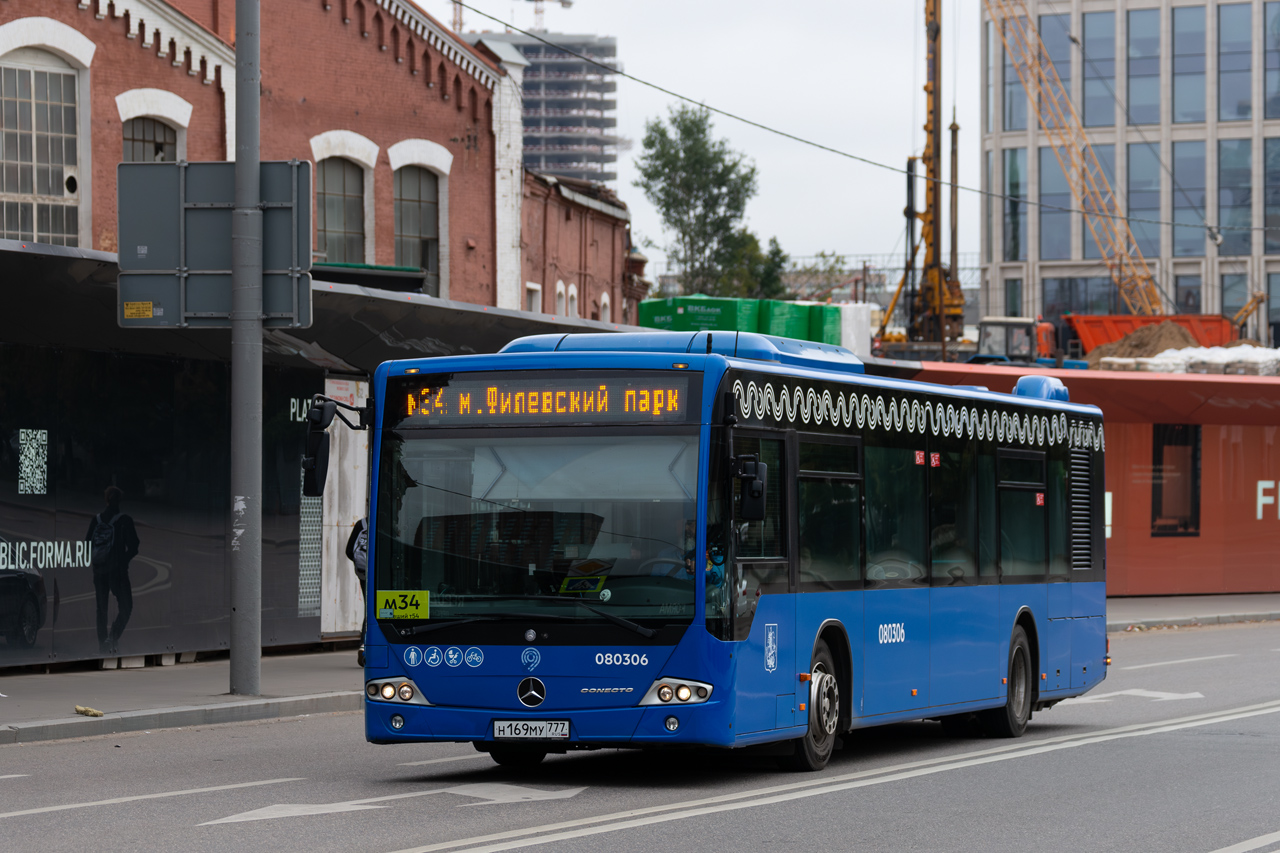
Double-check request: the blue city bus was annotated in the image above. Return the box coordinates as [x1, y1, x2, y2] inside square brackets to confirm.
[314, 331, 1107, 771]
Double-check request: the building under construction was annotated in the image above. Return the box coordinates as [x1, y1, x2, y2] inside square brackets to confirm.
[477, 32, 620, 182]
[981, 1, 1280, 348]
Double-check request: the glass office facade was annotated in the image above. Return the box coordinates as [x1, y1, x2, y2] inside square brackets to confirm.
[1040, 148, 1071, 260]
[1173, 7, 1206, 123]
[1219, 4, 1253, 121]
[1083, 12, 1116, 128]
[1128, 10, 1160, 125]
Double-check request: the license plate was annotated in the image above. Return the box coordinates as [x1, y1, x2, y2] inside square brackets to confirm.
[493, 720, 570, 740]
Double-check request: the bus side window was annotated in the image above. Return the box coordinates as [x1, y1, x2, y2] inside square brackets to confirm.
[929, 444, 978, 585]
[978, 451, 998, 579]
[997, 449, 1047, 581]
[1048, 453, 1069, 580]
[864, 439, 928, 585]
[798, 437, 861, 590]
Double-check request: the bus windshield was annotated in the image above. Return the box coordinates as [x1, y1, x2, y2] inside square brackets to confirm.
[375, 432, 700, 627]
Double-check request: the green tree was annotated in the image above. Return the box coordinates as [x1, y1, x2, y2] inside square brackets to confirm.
[715, 231, 790, 299]
[634, 105, 758, 295]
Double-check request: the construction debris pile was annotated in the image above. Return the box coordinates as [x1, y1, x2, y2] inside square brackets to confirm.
[1100, 340, 1279, 375]
[1084, 322, 1199, 368]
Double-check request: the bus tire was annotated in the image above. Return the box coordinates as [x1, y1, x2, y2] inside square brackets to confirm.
[981, 625, 1032, 738]
[779, 639, 839, 772]
[489, 749, 547, 767]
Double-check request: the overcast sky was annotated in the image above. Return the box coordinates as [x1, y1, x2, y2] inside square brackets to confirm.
[415, 0, 983, 271]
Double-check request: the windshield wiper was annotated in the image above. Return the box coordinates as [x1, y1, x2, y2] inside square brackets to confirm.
[472, 595, 657, 639]
[398, 611, 577, 637]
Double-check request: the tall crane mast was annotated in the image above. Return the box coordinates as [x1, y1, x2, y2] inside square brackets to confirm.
[985, 0, 1164, 315]
[915, 0, 968, 344]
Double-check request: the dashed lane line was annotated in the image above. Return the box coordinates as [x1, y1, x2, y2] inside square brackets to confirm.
[0, 775, 29, 780]
[398, 756, 489, 767]
[0, 778, 304, 820]
[1121, 654, 1239, 670]
[383, 699, 1280, 853]
[1207, 828, 1280, 853]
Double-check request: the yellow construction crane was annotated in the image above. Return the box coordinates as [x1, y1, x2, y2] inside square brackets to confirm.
[1232, 291, 1267, 330]
[985, 0, 1164, 315]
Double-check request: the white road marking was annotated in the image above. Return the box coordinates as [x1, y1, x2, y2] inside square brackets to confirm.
[0, 775, 29, 780]
[1121, 654, 1239, 670]
[398, 756, 488, 767]
[382, 699, 1280, 853]
[201, 783, 586, 825]
[1207, 828, 1280, 853]
[0, 778, 303, 820]
[1060, 688, 1204, 704]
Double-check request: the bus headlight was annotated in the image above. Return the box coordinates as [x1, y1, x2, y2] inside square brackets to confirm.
[366, 678, 431, 706]
[639, 677, 713, 706]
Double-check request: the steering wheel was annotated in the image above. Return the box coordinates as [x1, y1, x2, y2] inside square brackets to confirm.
[636, 557, 689, 578]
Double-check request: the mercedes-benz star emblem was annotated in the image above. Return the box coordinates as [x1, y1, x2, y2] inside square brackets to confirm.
[517, 677, 546, 708]
[524, 629, 537, 642]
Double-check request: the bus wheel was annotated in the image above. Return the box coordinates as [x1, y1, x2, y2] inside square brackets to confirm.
[981, 626, 1031, 738]
[489, 749, 547, 767]
[779, 639, 839, 772]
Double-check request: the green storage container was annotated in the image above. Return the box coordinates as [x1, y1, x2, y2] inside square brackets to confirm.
[758, 299, 810, 340]
[673, 295, 760, 333]
[638, 298, 679, 330]
[809, 304, 842, 345]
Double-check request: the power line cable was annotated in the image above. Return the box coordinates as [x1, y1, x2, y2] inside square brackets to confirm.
[456, 1, 1267, 233]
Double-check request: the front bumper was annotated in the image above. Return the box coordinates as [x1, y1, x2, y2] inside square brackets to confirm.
[364, 697, 731, 747]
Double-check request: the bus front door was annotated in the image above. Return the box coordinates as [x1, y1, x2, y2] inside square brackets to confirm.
[731, 559, 795, 734]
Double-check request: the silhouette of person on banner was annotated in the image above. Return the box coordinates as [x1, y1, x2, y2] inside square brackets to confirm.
[84, 487, 140, 654]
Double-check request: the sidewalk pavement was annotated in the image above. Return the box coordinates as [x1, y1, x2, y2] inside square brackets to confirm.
[3, 595, 1279, 745]
[1106, 593, 1280, 632]
[0, 650, 363, 745]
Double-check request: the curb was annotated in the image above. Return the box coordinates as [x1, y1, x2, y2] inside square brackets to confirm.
[1106, 611, 1280, 633]
[0, 691, 362, 745]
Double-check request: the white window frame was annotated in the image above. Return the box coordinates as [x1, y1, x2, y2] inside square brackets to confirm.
[115, 88, 192, 160]
[310, 130, 379, 265]
[555, 281, 566, 316]
[0, 18, 95, 247]
[388, 139, 453, 298]
[599, 291, 611, 323]
[567, 283, 579, 318]
[525, 281, 543, 313]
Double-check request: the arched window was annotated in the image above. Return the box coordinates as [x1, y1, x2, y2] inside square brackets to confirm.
[555, 281, 566, 316]
[567, 283, 579, 318]
[316, 157, 364, 263]
[122, 117, 177, 162]
[599, 292, 611, 323]
[453, 75, 462, 109]
[0, 48, 81, 245]
[394, 165, 440, 294]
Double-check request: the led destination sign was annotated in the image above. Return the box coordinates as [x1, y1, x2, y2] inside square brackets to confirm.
[388, 372, 694, 427]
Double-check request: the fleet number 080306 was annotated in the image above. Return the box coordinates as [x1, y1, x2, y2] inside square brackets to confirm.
[595, 653, 649, 665]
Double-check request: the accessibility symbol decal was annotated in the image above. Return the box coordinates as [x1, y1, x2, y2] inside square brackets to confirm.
[521, 648, 542, 672]
[445, 647, 463, 667]
[424, 647, 443, 667]
[404, 646, 423, 667]
[465, 647, 484, 668]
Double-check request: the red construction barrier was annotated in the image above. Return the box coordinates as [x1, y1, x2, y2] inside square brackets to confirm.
[1064, 314, 1239, 353]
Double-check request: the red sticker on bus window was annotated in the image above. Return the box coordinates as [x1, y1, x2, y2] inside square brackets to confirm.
[930, 452, 940, 468]
[1036, 492, 1045, 506]
[915, 451, 926, 465]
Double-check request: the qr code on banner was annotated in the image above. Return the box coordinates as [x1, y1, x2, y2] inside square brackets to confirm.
[18, 429, 48, 495]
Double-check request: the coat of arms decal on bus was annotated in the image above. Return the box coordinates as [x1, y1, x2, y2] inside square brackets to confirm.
[764, 624, 779, 673]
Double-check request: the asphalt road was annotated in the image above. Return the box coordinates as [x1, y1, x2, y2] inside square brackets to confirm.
[4, 622, 1280, 853]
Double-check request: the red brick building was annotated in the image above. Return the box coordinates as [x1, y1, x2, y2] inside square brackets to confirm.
[521, 170, 649, 325]
[0, 0, 527, 306]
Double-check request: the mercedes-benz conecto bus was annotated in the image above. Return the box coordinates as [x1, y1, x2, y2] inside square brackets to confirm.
[304, 331, 1107, 771]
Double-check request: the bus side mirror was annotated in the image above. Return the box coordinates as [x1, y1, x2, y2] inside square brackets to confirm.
[733, 455, 768, 522]
[301, 400, 336, 497]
